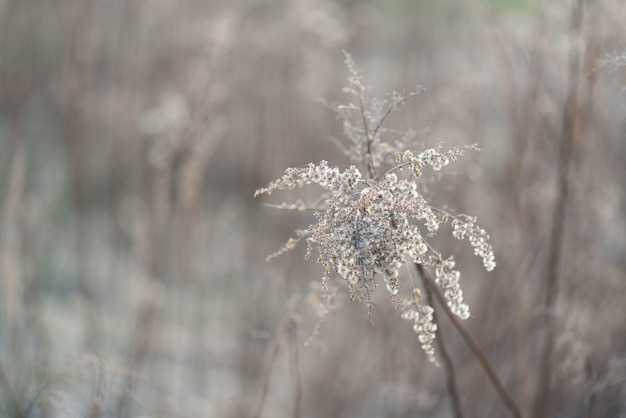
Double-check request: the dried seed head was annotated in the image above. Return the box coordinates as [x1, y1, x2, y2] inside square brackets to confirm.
[255, 56, 495, 363]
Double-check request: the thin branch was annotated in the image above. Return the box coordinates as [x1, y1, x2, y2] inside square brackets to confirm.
[533, 1, 584, 416]
[289, 320, 302, 418]
[421, 274, 464, 418]
[358, 95, 378, 179]
[585, 357, 596, 418]
[384, 161, 411, 177]
[416, 264, 523, 418]
[366, 90, 423, 179]
[254, 323, 287, 418]
[370, 89, 424, 144]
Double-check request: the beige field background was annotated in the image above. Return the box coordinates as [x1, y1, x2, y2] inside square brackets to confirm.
[1, 0, 625, 417]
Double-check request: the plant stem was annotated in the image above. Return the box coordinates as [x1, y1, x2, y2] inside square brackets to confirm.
[533, 1, 583, 416]
[421, 274, 465, 418]
[416, 264, 523, 418]
[289, 319, 302, 418]
[358, 95, 378, 179]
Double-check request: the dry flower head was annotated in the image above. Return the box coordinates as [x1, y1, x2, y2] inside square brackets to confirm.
[255, 52, 495, 363]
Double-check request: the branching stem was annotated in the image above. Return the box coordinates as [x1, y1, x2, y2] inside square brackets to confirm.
[370, 90, 423, 143]
[358, 94, 378, 179]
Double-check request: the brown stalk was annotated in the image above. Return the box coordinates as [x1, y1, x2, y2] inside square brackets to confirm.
[358, 95, 378, 180]
[532, 1, 584, 417]
[62, 0, 99, 351]
[421, 271, 464, 418]
[115, 150, 171, 417]
[254, 317, 296, 418]
[289, 320, 302, 418]
[2, 132, 26, 364]
[175, 13, 236, 279]
[416, 264, 523, 418]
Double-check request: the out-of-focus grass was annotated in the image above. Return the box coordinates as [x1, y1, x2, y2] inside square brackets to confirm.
[363, 0, 537, 26]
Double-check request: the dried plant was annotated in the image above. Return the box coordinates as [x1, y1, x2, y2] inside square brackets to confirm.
[255, 52, 496, 364]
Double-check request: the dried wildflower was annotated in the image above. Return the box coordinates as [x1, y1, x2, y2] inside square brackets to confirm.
[401, 288, 438, 364]
[255, 53, 496, 363]
[432, 255, 469, 320]
[451, 215, 496, 272]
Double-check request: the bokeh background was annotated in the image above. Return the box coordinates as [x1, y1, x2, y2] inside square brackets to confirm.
[1, 0, 625, 417]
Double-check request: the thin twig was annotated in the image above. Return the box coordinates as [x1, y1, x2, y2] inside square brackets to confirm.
[365, 90, 424, 179]
[370, 89, 424, 144]
[585, 357, 596, 418]
[421, 273, 464, 418]
[533, 1, 584, 417]
[358, 95, 378, 179]
[289, 320, 302, 418]
[384, 161, 411, 177]
[416, 264, 522, 418]
[254, 319, 293, 418]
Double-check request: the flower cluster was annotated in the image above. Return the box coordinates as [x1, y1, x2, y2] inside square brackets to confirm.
[255, 54, 496, 363]
[399, 143, 481, 177]
[451, 215, 496, 272]
[432, 255, 469, 320]
[401, 288, 438, 364]
[254, 160, 361, 196]
[308, 172, 434, 307]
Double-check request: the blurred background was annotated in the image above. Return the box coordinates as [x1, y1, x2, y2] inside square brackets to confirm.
[1, 0, 625, 417]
